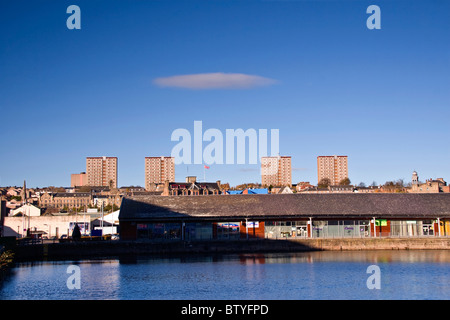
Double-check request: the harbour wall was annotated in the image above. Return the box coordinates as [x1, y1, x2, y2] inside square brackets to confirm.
[10, 237, 450, 261]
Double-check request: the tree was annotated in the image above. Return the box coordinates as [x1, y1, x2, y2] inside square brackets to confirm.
[235, 182, 263, 190]
[72, 223, 81, 240]
[383, 179, 407, 193]
[104, 204, 119, 212]
[318, 178, 331, 189]
[49, 186, 65, 192]
[219, 182, 230, 190]
[339, 177, 351, 186]
[77, 186, 93, 192]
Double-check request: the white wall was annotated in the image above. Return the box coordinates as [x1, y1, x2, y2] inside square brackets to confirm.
[3, 215, 93, 238]
[11, 204, 41, 217]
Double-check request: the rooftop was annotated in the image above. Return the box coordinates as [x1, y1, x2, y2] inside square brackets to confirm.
[119, 193, 450, 222]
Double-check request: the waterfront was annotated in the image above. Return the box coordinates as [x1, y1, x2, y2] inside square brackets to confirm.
[0, 250, 449, 300]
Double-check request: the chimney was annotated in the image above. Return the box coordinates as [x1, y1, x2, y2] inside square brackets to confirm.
[186, 176, 197, 183]
[162, 180, 170, 196]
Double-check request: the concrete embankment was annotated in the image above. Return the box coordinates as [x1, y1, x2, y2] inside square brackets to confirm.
[10, 237, 450, 261]
[297, 238, 450, 250]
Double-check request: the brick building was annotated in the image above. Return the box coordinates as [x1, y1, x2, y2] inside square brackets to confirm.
[39, 192, 91, 210]
[71, 172, 87, 187]
[86, 156, 118, 188]
[261, 156, 292, 187]
[317, 155, 348, 185]
[145, 156, 175, 191]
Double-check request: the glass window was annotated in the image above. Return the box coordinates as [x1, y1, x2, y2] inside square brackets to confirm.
[216, 222, 240, 240]
[185, 222, 212, 241]
[137, 223, 181, 240]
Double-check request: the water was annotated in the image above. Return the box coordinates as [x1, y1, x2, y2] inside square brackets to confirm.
[1, 250, 449, 300]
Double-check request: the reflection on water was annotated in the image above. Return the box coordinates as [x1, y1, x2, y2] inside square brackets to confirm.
[118, 249, 450, 265]
[1, 250, 449, 300]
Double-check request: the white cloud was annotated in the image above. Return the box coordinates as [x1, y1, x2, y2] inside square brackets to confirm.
[153, 72, 277, 89]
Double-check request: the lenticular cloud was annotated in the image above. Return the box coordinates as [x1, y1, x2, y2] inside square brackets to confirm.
[153, 72, 277, 89]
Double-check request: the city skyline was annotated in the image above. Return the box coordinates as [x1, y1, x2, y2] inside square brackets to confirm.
[10, 153, 442, 189]
[1, 0, 449, 188]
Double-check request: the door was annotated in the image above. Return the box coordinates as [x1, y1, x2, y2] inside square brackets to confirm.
[297, 226, 307, 238]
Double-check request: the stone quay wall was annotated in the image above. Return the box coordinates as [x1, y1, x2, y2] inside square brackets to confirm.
[10, 237, 450, 261]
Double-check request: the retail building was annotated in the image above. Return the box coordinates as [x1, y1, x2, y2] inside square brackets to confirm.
[119, 193, 450, 241]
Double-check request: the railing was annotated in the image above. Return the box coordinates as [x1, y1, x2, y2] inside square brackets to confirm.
[16, 235, 116, 245]
[17, 233, 450, 245]
[16, 237, 44, 245]
[272, 233, 450, 239]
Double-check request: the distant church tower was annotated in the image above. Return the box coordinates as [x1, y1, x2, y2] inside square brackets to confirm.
[412, 171, 419, 185]
[21, 180, 27, 204]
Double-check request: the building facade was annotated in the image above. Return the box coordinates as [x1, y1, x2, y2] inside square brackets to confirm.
[409, 171, 448, 193]
[161, 179, 221, 196]
[261, 156, 292, 187]
[3, 215, 96, 239]
[39, 192, 92, 210]
[10, 204, 41, 217]
[317, 155, 348, 185]
[71, 172, 87, 187]
[145, 156, 175, 190]
[86, 156, 118, 188]
[119, 193, 450, 241]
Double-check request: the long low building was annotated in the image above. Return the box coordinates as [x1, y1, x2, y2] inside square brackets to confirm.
[118, 193, 450, 241]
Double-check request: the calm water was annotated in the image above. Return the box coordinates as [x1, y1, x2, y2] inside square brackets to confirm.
[1, 250, 449, 300]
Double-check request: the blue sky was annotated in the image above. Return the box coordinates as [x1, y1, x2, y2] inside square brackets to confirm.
[1, 0, 449, 188]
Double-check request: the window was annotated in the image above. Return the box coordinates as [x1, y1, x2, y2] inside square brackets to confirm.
[216, 222, 240, 240]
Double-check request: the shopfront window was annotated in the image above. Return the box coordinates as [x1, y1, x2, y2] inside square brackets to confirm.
[264, 220, 308, 239]
[312, 221, 326, 238]
[390, 220, 434, 237]
[216, 222, 240, 240]
[185, 222, 213, 241]
[137, 223, 181, 240]
[422, 220, 434, 236]
[312, 220, 370, 238]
